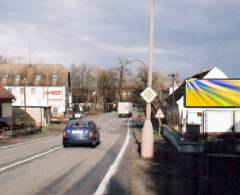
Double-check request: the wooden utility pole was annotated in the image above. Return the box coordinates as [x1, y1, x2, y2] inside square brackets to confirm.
[168, 73, 176, 110]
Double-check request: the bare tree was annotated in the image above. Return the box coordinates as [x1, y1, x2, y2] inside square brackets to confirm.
[70, 63, 96, 105]
[0, 55, 24, 64]
[96, 69, 115, 111]
[115, 57, 129, 101]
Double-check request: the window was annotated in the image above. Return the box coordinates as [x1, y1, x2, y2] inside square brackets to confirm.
[35, 75, 41, 81]
[31, 88, 35, 94]
[68, 120, 89, 128]
[2, 75, 8, 82]
[52, 75, 58, 83]
[15, 75, 21, 81]
[53, 107, 58, 113]
[89, 121, 97, 129]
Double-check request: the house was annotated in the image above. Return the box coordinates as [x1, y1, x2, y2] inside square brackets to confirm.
[165, 67, 240, 137]
[0, 64, 71, 125]
[0, 85, 15, 125]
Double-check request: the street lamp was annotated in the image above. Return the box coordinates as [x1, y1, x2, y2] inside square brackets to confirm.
[141, 0, 155, 158]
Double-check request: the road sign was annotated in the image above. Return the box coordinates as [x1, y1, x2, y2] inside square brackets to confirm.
[141, 87, 157, 103]
[155, 109, 165, 119]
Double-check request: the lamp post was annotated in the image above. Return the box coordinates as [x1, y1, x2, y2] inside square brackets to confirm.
[141, 0, 155, 158]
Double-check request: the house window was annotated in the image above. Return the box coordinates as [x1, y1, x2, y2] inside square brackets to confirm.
[35, 75, 41, 81]
[2, 75, 8, 82]
[20, 88, 24, 94]
[15, 75, 21, 81]
[52, 75, 58, 83]
[31, 88, 35, 94]
[53, 107, 58, 113]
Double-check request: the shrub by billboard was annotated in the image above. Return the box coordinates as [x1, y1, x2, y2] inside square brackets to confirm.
[185, 79, 240, 107]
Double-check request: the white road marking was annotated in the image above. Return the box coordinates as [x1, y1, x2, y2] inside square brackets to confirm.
[94, 119, 130, 195]
[0, 135, 60, 150]
[0, 145, 62, 173]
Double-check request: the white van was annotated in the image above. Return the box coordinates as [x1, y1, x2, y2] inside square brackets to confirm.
[118, 102, 133, 117]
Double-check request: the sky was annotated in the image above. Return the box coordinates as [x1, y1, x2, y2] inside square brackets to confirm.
[0, 0, 240, 78]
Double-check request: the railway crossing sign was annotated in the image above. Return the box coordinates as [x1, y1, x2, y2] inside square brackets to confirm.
[140, 87, 157, 103]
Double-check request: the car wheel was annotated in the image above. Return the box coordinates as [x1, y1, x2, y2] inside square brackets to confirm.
[63, 143, 69, 148]
[91, 140, 97, 148]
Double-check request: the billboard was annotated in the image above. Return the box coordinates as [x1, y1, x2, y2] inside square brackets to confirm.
[185, 79, 240, 107]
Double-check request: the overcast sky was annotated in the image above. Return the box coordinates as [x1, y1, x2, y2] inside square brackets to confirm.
[0, 0, 240, 78]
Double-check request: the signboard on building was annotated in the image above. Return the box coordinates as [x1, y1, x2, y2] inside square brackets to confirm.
[46, 87, 64, 100]
[185, 79, 240, 107]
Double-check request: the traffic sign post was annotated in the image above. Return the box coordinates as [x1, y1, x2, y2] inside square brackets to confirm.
[155, 109, 165, 135]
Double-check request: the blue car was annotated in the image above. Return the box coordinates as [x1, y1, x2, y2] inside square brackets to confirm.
[63, 119, 100, 148]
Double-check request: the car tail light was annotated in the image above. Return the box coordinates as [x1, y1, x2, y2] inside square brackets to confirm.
[63, 131, 68, 138]
[88, 131, 95, 137]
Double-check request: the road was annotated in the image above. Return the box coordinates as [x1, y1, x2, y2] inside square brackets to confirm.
[0, 112, 129, 195]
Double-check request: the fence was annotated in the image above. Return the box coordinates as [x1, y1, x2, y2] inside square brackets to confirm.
[0, 126, 41, 140]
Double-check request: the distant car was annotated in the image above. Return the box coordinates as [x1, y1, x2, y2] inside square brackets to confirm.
[73, 112, 82, 119]
[63, 119, 100, 148]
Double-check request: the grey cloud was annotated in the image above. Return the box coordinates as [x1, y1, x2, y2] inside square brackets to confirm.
[0, 0, 239, 78]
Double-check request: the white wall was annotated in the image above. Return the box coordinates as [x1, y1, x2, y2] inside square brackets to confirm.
[5, 86, 67, 116]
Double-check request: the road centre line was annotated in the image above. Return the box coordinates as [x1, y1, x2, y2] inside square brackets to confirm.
[93, 118, 130, 195]
[0, 135, 60, 150]
[0, 145, 62, 173]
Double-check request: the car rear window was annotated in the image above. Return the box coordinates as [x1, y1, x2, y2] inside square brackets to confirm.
[67, 120, 89, 128]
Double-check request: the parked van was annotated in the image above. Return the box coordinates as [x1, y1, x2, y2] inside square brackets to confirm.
[118, 102, 133, 118]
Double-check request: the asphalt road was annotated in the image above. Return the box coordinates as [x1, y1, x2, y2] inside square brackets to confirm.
[0, 112, 129, 195]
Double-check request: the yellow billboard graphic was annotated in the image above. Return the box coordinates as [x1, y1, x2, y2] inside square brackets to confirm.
[185, 79, 240, 107]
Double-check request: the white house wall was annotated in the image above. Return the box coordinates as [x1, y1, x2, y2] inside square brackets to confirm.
[5, 86, 67, 116]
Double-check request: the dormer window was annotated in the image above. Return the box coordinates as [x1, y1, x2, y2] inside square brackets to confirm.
[52, 75, 58, 83]
[15, 74, 21, 81]
[35, 75, 41, 81]
[2, 75, 8, 82]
